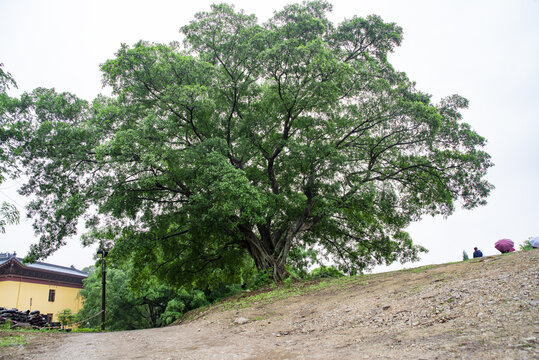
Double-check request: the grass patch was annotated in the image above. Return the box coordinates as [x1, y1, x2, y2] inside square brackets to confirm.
[71, 327, 101, 333]
[230, 285, 303, 308]
[226, 273, 380, 310]
[199, 274, 371, 314]
[0, 334, 27, 348]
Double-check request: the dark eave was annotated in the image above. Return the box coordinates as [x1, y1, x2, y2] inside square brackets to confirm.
[0, 258, 86, 288]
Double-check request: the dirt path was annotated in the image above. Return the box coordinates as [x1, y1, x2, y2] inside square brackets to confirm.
[3, 250, 538, 359]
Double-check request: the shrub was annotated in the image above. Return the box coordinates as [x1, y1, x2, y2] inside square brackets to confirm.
[56, 309, 75, 328]
[247, 269, 272, 290]
[309, 266, 344, 279]
[519, 240, 533, 251]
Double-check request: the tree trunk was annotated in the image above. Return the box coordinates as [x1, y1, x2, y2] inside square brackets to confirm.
[249, 246, 288, 281]
[239, 223, 289, 281]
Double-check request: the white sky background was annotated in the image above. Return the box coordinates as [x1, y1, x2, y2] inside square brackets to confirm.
[0, 0, 538, 271]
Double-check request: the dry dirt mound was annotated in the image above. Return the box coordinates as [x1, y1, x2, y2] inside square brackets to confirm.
[3, 250, 538, 359]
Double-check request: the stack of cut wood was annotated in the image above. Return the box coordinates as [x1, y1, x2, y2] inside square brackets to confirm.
[0, 307, 49, 327]
[0, 307, 28, 323]
[28, 310, 48, 327]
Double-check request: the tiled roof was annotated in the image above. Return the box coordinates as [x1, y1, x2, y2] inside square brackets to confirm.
[0, 253, 88, 277]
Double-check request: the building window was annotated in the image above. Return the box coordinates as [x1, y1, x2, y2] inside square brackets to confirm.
[48, 289, 55, 302]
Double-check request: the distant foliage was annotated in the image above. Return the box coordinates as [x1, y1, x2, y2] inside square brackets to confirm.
[462, 250, 469, 261]
[309, 266, 344, 279]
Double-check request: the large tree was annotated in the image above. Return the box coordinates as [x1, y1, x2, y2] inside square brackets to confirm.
[9, 1, 492, 284]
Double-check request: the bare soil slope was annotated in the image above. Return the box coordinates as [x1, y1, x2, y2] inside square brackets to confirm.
[3, 250, 538, 360]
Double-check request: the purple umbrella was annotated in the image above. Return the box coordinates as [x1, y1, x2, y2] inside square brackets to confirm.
[495, 238, 514, 253]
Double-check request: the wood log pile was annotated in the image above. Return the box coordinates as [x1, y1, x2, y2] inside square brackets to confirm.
[0, 306, 58, 328]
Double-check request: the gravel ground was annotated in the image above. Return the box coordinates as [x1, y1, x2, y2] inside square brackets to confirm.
[3, 250, 538, 360]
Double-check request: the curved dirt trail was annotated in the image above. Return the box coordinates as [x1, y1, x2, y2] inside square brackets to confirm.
[4, 250, 538, 360]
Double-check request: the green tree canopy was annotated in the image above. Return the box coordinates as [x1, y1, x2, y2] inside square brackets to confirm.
[7, 1, 492, 283]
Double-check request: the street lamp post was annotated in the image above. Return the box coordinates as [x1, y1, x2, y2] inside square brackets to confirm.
[97, 248, 108, 331]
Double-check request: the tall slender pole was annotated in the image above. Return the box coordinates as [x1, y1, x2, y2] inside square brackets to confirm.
[101, 251, 106, 331]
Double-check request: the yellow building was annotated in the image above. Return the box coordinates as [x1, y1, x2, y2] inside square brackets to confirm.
[0, 252, 87, 323]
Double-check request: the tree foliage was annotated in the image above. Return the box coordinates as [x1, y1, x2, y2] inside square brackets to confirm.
[6, 1, 492, 283]
[0, 63, 20, 233]
[77, 266, 239, 330]
[0, 202, 19, 234]
[78, 267, 192, 330]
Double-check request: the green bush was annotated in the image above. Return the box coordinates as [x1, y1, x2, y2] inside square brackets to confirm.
[247, 269, 272, 290]
[204, 283, 242, 303]
[56, 309, 75, 328]
[160, 298, 186, 326]
[189, 290, 210, 309]
[309, 266, 344, 279]
[159, 288, 211, 325]
[283, 277, 293, 288]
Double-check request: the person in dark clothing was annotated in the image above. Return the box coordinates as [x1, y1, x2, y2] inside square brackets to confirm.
[473, 247, 483, 258]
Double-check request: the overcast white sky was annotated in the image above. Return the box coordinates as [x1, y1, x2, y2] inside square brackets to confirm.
[1, 0, 538, 271]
